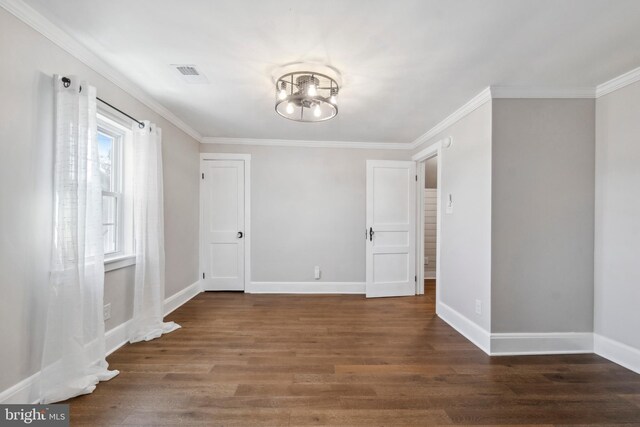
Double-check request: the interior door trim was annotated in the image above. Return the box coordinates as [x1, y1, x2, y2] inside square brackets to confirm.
[200, 153, 251, 291]
[412, 139, 444, 310]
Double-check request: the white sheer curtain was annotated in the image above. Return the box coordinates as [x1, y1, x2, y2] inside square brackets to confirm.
[129, 121, 180, 343]
[40, 75, 119, 404]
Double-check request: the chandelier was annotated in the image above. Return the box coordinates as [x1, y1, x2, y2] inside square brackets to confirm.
[275, 71, 339, 122]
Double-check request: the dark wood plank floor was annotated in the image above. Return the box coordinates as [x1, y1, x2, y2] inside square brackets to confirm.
[66, 280, 640, 425]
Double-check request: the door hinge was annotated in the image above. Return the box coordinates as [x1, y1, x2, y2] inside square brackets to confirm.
[202, 173, 204, 179]
[415, 275, 417, 282]
[415, 175, 418, 181]
[202, 272, 205, 279]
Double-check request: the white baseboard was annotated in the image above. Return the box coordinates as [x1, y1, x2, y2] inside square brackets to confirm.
[436, 301, 490, 354]
[0, 319, 136, 404]
[490, 332, 594, 356]
[0, 372, 39, 404]
[247, 281, 365, 294]
[424, 271, 436, 279]
[105, 319, 132, 357]
[0, 280, 202, 404]
[164, 280, 202, 316]
[594, 334, 640, 374]
[105, 280, 202, 358]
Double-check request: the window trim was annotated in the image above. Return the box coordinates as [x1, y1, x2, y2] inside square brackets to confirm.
[104, 254, 136, 272]
[97, 109, 135, 269]
[99, 125, 124, 257]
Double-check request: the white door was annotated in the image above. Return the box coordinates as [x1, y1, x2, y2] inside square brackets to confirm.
[366, 160, 416, 298]
[201, 160, 245, 291]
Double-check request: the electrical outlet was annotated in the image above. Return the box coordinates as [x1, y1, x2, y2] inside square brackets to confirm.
[314, 266, 321, 280]
[103, 303, 111, 321]
[475, 299, 482, 315]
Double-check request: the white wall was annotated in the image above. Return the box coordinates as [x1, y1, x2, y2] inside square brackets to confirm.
[595, 81, 640, 352]
[491, 99, 595, 333]
[0, 8, 200, 396]
[200, 144, 410, 283]
[412, 102, 493, 332]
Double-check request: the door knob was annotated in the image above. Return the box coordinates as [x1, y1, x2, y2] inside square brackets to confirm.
[237, 231, 243, 239]
[369, 227, 375, 241]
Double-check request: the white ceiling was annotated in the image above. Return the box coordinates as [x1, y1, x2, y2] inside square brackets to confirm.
[23, 0, 640, 143]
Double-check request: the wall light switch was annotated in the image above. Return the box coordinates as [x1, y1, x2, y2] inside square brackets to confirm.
[475, 299, 482, 315]
[314, 266, 321, 280]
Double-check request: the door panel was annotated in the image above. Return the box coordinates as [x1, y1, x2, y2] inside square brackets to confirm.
[202, 160, 245, 291]
[366, 160, 416, 298]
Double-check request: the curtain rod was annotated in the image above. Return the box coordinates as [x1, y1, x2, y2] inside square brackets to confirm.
[61, 77, 146, 129]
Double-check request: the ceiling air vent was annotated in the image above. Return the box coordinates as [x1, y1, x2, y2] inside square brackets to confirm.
[171, 64, 208, 84]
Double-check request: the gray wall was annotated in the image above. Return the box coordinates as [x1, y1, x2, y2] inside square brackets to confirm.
[491, 99, 595, 333]
[412, 102, 493, 331]
[200, 144, 410, 282]
[0, 9, 199, 394]
[595, 82, 640, 350]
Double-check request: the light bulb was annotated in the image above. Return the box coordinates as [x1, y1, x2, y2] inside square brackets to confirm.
[330, 94, 337, 104]
[286, 102, 294, 114]
[313, 104, 321, 117]
[278, 88, 287, 100]
[307, 83, 317, 97]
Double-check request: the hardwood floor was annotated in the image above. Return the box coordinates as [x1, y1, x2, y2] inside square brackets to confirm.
[66, 280, 640, 425]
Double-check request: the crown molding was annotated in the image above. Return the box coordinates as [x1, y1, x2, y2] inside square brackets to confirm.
[0, 0, 203, 142]
[491, 86, 596, 99]
[596, 66, 640, 98]
[202, 137, 413, 150]
[410, 87, 492, 149]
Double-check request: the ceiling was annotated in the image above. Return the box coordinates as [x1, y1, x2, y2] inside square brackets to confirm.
[23, 0, 640, 144]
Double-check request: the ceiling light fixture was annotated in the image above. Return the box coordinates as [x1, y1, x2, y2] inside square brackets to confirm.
[275, 71, 339, 122]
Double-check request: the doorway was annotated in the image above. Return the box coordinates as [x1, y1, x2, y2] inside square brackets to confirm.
[422, 156, 438, 307]
[413, 140, 443, 311]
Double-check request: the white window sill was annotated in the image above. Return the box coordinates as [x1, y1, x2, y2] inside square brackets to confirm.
[104, 254, 136, 272]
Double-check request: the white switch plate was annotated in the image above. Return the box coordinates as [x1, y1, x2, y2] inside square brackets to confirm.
[103, 303, 111, 321]
[475, 299, 482, 315]
[314, 266, 321, 280]
[425, 256, 429, 265]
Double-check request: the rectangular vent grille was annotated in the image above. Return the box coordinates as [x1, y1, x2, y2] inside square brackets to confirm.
[171, 64, 208, 84]
[176, 66, 199, 76]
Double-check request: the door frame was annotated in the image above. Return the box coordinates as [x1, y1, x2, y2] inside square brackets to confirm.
[199, 153, 251, 291]
[412, 139, 445, 308]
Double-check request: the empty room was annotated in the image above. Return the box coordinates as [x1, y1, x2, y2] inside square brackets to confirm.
[1, 0, 639, 425]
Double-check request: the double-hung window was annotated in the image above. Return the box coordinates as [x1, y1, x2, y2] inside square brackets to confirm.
[97, 112, 134, 269]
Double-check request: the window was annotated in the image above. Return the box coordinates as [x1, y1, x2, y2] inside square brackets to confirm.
[97, 112, 134, 265]
[98, 128, 122, 255]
